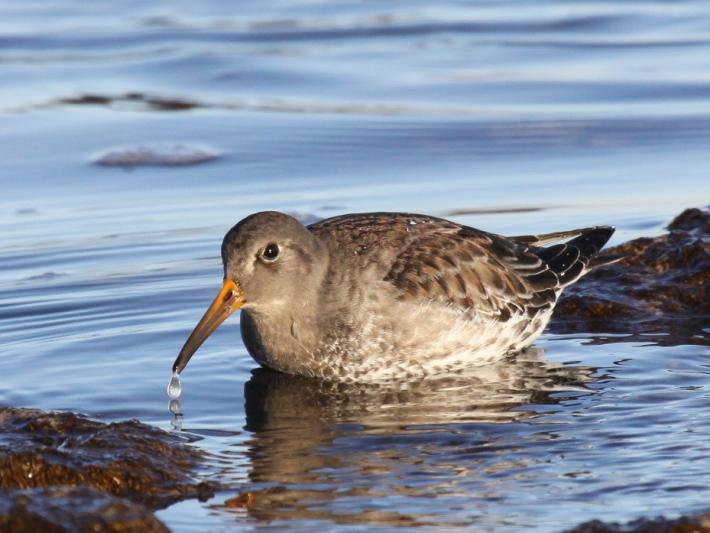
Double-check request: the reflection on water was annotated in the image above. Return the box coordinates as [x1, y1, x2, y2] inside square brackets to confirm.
[205, 349, 595, 528]
[163, 338, 710, 531]
[243, 348, 591, 431]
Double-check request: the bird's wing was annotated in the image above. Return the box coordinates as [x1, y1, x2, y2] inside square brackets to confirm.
[311, 213, 615, 322]
[382, 223, 562, 321]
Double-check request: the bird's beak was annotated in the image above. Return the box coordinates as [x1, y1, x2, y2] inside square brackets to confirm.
[172, 279, 245, 374]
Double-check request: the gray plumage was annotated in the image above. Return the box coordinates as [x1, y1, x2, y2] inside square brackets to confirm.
[205, 211, 615, 382]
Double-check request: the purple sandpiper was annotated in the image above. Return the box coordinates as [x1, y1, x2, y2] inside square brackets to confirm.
[172, 211, 616, 382]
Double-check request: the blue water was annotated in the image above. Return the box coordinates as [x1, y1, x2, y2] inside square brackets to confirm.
[1, 1, 709, 531]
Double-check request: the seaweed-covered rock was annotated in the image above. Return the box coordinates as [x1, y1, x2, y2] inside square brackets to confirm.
[566, 511, 710, 532]
[0, 486, 169, 533]
[0, 407, 215, 508]
[552, 207, 709, 343]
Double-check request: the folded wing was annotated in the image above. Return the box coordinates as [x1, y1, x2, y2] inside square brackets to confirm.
[384, 223, 615, 322]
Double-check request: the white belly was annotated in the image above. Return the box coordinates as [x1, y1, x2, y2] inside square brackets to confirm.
[315, 300, 554, 382]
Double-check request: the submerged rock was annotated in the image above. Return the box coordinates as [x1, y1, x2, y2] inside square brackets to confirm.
[0, 487, 168, 533]
[552, 207, 709, 344]
[0, 407, 215, 509]
[92, 142, 220, 167]
[566, 511, 710, 533]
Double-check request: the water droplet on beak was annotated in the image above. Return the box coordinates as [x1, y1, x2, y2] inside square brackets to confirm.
[167, 371, 182, 400]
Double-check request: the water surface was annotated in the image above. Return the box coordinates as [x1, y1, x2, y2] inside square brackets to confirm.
[1, 1, 709, 531]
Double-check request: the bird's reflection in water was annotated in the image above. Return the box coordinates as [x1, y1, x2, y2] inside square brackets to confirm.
[214, 348, 596, 528]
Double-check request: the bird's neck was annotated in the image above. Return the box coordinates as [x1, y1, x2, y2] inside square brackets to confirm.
[240, 286, 324, 377]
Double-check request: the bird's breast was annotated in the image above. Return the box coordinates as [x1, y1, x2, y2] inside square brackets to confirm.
[240, 309, 320, 377]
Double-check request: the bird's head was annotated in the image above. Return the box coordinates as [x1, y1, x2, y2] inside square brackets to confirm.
[172, 211, 325, 374]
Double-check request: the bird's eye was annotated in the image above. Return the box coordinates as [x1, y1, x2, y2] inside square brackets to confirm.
[261, 243, 280, 262]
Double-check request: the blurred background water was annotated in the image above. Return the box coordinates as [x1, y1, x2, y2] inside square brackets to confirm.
[1, 1, 709, 531]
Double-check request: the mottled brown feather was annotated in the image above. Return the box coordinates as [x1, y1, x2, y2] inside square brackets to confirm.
[310, 213, 614, 324]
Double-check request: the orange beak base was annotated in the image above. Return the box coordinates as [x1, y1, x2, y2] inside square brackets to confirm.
[172, 279, 245, 374]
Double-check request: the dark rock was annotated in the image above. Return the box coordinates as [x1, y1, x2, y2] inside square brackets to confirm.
[60, 92, 200, 112]
[93, 142, 219, 167]
[0, 486, 169, 533]
[0, 407, 216, 509]
[566, 511, 710, 532]
[552, 207, 710, 344]
[60, 94, 112, 106]
[667, 207, 710, 234]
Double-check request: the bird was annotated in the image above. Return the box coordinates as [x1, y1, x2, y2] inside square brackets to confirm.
[172, 211, 616, 382]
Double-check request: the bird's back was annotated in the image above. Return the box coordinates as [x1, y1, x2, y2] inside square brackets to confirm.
[305, 212, 615, 380]
[310, 212, 615, 317]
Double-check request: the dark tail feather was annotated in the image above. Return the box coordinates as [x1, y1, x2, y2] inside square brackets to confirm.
[567, 226, 615, 255]
[511, 231, 574, 246]
[511, 226, 608, 247]
[534, 226, 616, 287]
